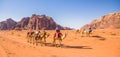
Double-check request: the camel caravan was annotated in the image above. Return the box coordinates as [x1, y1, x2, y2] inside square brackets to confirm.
[26, 28, 68, 47]
[26, 27, 93, 47]
[76, 27, 93, 37]
[27, 30, 50, 46]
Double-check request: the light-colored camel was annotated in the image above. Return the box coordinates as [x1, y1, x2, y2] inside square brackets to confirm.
[33, 31, 41, 45]
[39, 31, 50, 46]
[76, 28, 92, 37]
[27, 30, 50, 46]
[75, 29, 81, 34]
[53, 32, 67, 47]
[27, 31, 35, 44]
[81, 28, 92, 37]
[27, 31, 40, 45]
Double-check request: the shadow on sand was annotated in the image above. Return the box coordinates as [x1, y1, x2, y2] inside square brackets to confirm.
[61, 45, 92, 49]
[91, 35, 106, 40]
[40, 42, 92, 49]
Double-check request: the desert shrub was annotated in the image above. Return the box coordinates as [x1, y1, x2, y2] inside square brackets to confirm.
[18, 34, 21, 37]
[102, 32, 105, 33]
[11, 32, 14, 35]
[111, 33, 116, 36]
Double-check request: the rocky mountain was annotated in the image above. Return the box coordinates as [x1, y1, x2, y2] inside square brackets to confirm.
[0, 18, 17, 30]
[81, 12, 120, 29]
[14, 17, 30, 30]
[0, 14, 71, 30]
[27, 14, 57, 30]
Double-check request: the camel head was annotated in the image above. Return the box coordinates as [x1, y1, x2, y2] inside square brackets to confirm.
[61, 32, 68, 40]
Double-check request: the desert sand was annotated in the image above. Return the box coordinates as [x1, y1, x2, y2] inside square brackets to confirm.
[0, 29, 120, 57]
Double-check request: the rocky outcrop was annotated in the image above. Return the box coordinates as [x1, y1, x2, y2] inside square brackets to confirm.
[81, 12, 120, 29]
[0, 18, 17, 30]
[27, 14, 57, 30]
[14, 17, 30, 30]
[14, 14, 64, 30]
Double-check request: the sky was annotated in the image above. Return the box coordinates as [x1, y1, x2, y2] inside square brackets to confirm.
[0, 0, 120, 29]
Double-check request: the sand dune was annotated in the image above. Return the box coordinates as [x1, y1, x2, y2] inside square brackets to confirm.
[0, 29, 120, 57]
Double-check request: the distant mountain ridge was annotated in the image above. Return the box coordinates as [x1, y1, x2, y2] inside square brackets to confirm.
[81, 12, 120, 29]
[0, 18, 17, 30]
[0, 14, 71, 30]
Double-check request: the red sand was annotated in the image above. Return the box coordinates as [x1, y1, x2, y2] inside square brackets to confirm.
[0, 29, 120, 57]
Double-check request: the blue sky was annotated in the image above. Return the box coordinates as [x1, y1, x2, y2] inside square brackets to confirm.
[0, 0, 120, 29]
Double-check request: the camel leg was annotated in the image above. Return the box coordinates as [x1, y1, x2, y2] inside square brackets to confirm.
[81, 30, 84, 37]
[58, 39, 62, 47]
[81, 33, 83, 37]
[30, 37, 34, 44]
[86, 33, 87, 37]
[86, 32, 90, 37]
[44, 37, 46, 46]
[35, 36, 40, 46]
[36, 39, 38, 46]
[53, 38, 56, 46]
[27, 37, 29, 43]
[35, 37, 37, 46]
[28, 38, 31, 43]
[31, 37, 33, 44]
[26, 35, 29, 43]
[32, 37, 35, 45]
[89, 32, 92, 37]
[27, 35, 32, 43]
[88, 33, 90, 37]
[27, 36, 31, 43]
[40, 37, 43, 46]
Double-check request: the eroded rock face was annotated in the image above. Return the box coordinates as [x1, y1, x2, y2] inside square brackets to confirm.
[14, 14, 59, 30]
[81, 12, 120, 29]
[14, 17, 30, 30]
[0, 18, 17, 30]
[27, 14, 57, 30]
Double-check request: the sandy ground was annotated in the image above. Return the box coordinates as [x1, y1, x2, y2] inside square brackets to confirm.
[0, 29, 120, 57]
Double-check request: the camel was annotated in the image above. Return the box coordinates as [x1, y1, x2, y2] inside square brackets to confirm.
[27, 30, 50, 46]
[27, 31, 35, 44]
[27, 30, 66, 46]
[53, 32, 68, 47]
[81, 28, 92, 37]
[75, 29, 81, 34]
[33, 31, 41, 45]
[27, 30, 41, 45]
[39, 31, 50, 46]
[75, 28, 93, 37]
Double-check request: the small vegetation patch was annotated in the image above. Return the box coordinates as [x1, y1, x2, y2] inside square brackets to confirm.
[111, 33, 116, 36]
